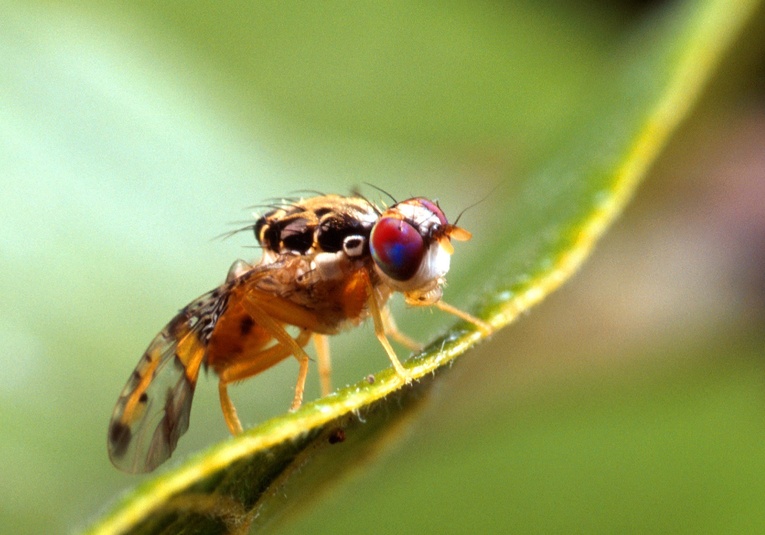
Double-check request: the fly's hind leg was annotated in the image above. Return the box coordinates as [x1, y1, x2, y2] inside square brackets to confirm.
[242, 295, 315, 412]
[218, 329, 312, 435]
[314, 334, 332, 396]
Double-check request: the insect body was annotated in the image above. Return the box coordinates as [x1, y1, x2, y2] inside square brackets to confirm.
[108, 194, 490, 473]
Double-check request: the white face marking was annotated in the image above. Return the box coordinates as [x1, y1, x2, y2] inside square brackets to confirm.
[421, 240, 451, 281]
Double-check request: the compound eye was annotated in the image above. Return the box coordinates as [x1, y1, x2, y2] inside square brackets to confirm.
[370, 217, 425, 281]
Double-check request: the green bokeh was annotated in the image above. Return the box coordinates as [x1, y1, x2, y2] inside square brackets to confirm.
[2, 1, 763, 533]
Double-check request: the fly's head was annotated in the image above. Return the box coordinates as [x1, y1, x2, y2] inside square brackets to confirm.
[369, 197, 471, 306]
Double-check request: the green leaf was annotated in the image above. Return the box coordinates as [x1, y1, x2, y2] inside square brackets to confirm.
[70, 0, 758, 533]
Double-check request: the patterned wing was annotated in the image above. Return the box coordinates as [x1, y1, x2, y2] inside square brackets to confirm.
[107, 285, 229, 473]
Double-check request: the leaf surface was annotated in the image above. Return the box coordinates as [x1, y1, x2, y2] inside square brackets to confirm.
[84, 1, 760, 533]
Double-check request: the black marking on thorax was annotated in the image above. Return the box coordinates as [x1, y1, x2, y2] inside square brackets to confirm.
[255, 197, 378, 256]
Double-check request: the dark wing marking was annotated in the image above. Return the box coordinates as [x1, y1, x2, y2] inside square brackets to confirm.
[107, 286, 229, 473]
[107, 257, 314, 473]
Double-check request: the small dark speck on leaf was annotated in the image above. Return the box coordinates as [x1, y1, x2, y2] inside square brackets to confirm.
[328, 428, 346, 444]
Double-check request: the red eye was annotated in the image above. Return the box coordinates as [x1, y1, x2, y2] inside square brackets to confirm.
[370, 217, 425, 281]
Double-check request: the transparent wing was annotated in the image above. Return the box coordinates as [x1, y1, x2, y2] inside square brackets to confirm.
[107, 286, 227, 473]
[107, 257, 315, 473]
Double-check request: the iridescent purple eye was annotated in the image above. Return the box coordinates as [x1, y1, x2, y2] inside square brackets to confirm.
[370, 217, 425, 281]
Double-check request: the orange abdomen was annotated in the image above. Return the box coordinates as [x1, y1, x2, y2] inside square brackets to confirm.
[206, 300, 275, 373]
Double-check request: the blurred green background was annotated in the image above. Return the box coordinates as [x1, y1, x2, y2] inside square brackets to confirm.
[3, 1, 765, 533]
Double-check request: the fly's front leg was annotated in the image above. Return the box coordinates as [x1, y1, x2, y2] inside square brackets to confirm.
[366, 283, 412, 383]
[432, 300, 493, 336]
